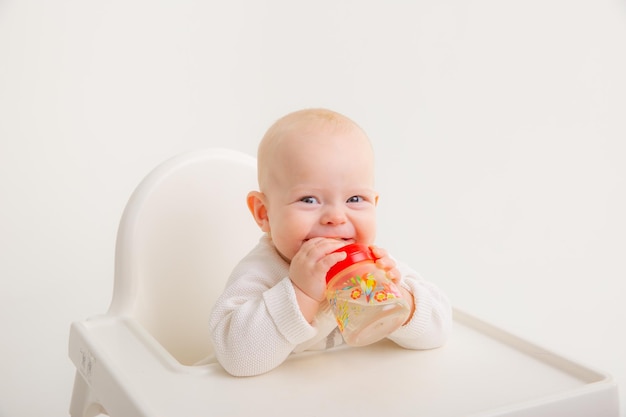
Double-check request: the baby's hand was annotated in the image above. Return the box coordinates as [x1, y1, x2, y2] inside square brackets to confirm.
[371, 245, 415, 325]
[289, 238, 352, 301]
[370, 245, 401, 285]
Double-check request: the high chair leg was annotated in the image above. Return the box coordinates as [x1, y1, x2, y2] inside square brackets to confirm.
[69, 371, 107, 417]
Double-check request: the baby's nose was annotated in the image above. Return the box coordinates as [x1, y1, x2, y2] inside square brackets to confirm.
[321, 205, 347, 224]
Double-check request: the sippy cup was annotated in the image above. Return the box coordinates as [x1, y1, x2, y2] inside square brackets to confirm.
[325, 243, 410, 347]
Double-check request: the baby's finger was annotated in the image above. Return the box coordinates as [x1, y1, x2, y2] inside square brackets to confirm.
[321, 238, 354, 253]
[369, 245, 388, 260]
[375, 255, 396, 271]
[298, 238, 345, 262]
[320, 251, 348, 273]
[386, 267, 401, 284]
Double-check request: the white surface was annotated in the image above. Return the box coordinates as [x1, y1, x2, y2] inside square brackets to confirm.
[1, 1, 625, 416]
[68, 310, 618, 416]
[104, 148, 259, 366]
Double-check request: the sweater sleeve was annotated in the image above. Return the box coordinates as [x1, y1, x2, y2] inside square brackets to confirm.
[208, 239, 317, 376]
[386, 262, 452, 349]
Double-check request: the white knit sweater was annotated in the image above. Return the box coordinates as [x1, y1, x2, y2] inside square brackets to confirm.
[209, 235, 452, 376]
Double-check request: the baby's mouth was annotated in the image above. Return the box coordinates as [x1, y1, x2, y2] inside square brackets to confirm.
[304, 237, 354, 242]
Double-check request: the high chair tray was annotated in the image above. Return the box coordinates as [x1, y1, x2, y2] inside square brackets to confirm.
[69, 308, 619, 416]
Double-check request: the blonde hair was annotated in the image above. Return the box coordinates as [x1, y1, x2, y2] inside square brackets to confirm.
[257, 108, 369, 191]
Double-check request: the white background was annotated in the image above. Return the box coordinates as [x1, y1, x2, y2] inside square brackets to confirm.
[1, 1, 625, 416]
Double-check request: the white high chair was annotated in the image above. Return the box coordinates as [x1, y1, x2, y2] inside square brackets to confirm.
[68, 148, 619, 417]
[68, 148, 259, 416]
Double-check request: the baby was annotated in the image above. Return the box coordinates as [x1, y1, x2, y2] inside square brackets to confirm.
[209, 108, 451, 376]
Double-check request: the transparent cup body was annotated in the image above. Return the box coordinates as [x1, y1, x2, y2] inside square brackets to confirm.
[326, 261, 410, 346]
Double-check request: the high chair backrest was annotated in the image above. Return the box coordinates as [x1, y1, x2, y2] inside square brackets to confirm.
[107, 149, 260, 365]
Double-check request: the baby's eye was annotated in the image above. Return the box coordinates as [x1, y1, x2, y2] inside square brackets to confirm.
[346, 195, 364, 203]
[300, 196, 319, 204]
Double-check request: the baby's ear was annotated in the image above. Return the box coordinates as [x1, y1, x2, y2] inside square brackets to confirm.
[247, 191, 271, 232]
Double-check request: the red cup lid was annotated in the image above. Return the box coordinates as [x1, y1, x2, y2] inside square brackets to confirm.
[325, 243, 375, 283]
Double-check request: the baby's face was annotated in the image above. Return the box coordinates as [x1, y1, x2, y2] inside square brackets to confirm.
[260, 123, 378, 261]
